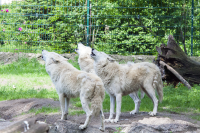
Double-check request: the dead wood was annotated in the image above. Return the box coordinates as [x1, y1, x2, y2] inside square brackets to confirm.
[155, 35, 200, 87]
[159, 61, 191, 89]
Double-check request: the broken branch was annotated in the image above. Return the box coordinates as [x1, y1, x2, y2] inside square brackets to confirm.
[159, 61, 192, 89]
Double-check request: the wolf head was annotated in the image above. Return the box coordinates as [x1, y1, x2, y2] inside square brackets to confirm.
[42, 50, 67, 66]
[75, 42, 92, 57]
[91, 49, 115, 63]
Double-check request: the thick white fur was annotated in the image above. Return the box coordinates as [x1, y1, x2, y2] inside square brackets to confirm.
[42, 50, 105, 131]
[91, 49, 163, 123]
[75, 42, 145, 107]
[75, 43, 96, 74]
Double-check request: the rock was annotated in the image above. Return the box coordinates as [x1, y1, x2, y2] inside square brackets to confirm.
[0, 118, 49, 133]
[121, 117, 200, 133]
[49, 117, 200, 133]
[0, 99, 200, 133]
[62, 53, 77, 61]
[0, 119, 6, 122]
[50, 120, 107, 133]
[0, 52, 200, 66]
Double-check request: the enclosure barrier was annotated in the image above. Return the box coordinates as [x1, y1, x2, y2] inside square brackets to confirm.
[0, 0, 199, 55]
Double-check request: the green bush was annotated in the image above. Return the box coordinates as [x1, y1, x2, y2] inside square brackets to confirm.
[0, 0, 199, 55]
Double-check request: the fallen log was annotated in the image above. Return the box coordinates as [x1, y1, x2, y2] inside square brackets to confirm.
[159, 61, 191, 89]
[155, 35, 200, 87]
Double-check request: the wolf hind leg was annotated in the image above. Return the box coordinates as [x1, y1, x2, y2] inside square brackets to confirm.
[99, 108, 105, 131]
[129, 92, 141, 115]
[79, 97, 92, 130]
[140, 89, 145, 99]
[143, 84, 158, 116]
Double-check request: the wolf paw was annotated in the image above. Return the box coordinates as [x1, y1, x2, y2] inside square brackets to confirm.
[104, 118, 118, 123]
[61, 113, 68, 120]
[61, 116, 67, 120]
[99, 126, 105, 132]
[148, 111, 157, 116]
[130, 110, 138, 115]
[113, 119, 119, 123]
[79, 124, 86, 130]
[104, 119, 111, 123]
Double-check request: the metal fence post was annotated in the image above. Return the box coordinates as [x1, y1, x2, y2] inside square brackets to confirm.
[86, 0, 90, 46]
[191, 0, 194, 56]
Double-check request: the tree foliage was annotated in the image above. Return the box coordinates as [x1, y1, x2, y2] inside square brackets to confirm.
[0, 0, 199, 55]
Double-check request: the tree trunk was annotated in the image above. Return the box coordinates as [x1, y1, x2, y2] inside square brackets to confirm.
[154, 35, 200, 87]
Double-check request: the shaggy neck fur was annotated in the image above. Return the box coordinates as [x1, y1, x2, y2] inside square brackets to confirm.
[46, 60, 77, 83]
[78, 55, 95, 73]
[94, 60, 136, 95]
[94, 60, 119, 87]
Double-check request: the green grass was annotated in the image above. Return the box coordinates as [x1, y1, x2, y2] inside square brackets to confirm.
[190, 115, 200, 121]
[29, 105, 85, 116]
[67, 55, 80, 70]
[119, 60, 126, 64]
[0, 86, 58, 101]
[29, 106, 60, 115]
[103, 84, 200, 114]
[1, 57, 200, 118]
[0, 57, 46, 75]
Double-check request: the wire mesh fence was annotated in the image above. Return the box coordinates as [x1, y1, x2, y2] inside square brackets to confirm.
[0, 0, 199, 55]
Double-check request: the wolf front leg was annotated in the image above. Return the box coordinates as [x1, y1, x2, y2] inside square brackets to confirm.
[104, 94, 115, 123]
[114, 93, 122, 123]
[59, 93, 69, 120]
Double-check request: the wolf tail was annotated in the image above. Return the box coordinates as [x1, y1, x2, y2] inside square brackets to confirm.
[153, 72, 163, 102]
[91, 81, 105, 116]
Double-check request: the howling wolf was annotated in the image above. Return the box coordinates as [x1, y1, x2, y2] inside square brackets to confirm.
[91, 49, 163, 123]
[42, 50, 105, 131]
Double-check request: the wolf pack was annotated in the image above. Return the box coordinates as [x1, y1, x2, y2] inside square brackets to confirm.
[41, 43, 163, 131]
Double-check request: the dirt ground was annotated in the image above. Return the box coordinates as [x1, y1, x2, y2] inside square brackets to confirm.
[0, 98, 200, 132]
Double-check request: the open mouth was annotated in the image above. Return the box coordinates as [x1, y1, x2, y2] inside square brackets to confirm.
[75, 46, 79, 52]
[41, 55, 44, 60]
[91, 49, 96, 56]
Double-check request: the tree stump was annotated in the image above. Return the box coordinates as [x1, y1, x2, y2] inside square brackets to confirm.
[154, 35, 200, 88]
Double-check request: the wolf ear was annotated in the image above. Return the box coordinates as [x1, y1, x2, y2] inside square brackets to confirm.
[51, 57, 60, 64]
[78, 42, 84, 46]
[107, 57, 115, 62]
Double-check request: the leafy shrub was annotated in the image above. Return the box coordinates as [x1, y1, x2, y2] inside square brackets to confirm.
[0, 0, 200, 55]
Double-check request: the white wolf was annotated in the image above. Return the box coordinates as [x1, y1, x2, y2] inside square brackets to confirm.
[75, 43, 96, 74]
[91, 49, 163, 123]
[42, 50, 105, 131]
[75, 42, 144, 98]
[75, 43, 146, 111]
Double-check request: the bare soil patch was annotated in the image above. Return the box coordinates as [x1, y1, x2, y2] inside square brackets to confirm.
[0, 98, 200, 132]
